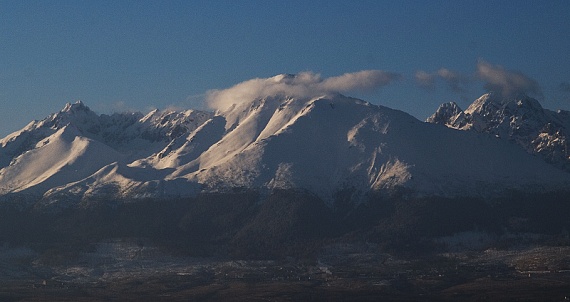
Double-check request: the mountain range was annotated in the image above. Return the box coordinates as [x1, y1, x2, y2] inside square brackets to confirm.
[2, 78, 570, 300]
[427, 92, 570, 172]
[1, 82, 569, 206]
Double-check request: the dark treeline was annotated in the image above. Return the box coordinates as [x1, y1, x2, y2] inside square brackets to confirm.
[0, 189, 569, 262]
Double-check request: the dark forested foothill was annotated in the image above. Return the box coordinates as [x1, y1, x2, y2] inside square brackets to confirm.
[1, 189, 570, 301]
[0, 189, 569, 261]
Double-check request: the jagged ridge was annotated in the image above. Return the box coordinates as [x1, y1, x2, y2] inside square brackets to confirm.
[427, 92, 570, 171]
[1, 91, 570, 206]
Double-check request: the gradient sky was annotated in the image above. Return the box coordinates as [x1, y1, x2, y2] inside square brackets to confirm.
[1, 1, 570, 137]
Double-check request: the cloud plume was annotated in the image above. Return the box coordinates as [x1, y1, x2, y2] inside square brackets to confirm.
[206, 70, 401, 111]
[477, 60, 542, 98]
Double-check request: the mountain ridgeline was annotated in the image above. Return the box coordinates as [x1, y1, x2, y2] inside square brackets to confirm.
[1, 92, 569, 203]
[1, 87, 570, 258]
[427, 92, 570, 172]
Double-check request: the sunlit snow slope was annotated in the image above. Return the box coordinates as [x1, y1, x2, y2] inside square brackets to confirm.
[1, 89, 569, 204]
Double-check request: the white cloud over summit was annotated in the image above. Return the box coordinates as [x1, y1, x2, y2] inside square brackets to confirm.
[415, 61, 542, 99]
[205, 62, 544, 112]
[206, 70, 401, 111]
[477, 60, 542, 98]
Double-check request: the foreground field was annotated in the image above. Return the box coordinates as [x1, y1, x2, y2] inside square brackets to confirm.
[1, 241, 569, 301]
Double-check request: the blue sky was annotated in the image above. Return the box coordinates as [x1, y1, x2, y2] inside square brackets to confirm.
[1, 1, 570, 137]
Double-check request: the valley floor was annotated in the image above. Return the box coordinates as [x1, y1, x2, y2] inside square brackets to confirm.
[1, 241, 569, 301]
[3, 274, 570, 302]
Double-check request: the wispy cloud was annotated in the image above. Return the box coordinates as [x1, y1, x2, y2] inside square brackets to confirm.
[206, 70, 401, 111]
[320, 70, 402, 92]
[559, 82, 570, 93]
[437, 68, 468, 93]
[476, 60, 542, 98]
[415, 70, 436, 90]
[111, 101, 134, 112]
[415, 68, 468, 92]
[93, 101, 139, 114]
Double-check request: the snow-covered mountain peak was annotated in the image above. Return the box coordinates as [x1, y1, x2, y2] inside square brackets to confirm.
[464, 92, 502, 115]
[140, 108, 160, 123]
[428, 93, 570, 171]
[171, 93, 569, 201]
[61, 100, 90, 113]
[50, 102, 100, 133]
[464, 92, 543, 116]
[2, 92, 570, 204]
[425, 102, 463, 125]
